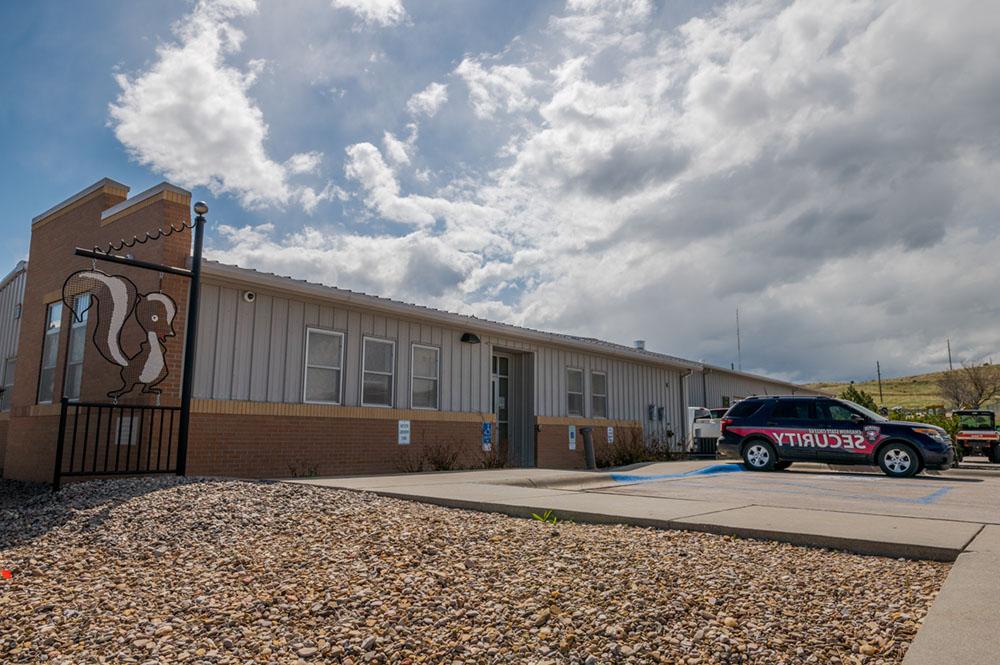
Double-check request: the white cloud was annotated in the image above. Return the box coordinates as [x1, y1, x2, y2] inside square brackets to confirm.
[455, 58, 538, 119]
[382, 131, 411, 165]
[109, 0, 326, 212]
[204, 0, 1000, 381]
[284, 151, 324, 175]
[331, 0, 405, 27]
[406, 81, 448, 117]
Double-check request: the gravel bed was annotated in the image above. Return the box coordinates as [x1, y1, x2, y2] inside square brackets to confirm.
[0, 477, 947, 664]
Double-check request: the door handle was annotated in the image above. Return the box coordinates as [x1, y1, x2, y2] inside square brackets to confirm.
[766, 421, 777, 426]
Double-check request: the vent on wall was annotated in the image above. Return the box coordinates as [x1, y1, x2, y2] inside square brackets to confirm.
[242, 291, 256, 303]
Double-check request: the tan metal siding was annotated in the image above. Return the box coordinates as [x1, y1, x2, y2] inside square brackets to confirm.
[0, 266, 27, 408]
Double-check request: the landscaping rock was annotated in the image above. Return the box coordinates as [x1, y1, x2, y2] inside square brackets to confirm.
[0, 476, 948, 663]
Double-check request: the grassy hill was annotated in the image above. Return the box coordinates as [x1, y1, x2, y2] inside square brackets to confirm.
[807, 370, 954, 410]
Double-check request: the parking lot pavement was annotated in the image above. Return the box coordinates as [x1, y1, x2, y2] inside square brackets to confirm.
[593, 461, 1000, 524]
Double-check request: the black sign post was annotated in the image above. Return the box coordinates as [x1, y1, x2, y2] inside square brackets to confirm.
[174, 202, 207, 475]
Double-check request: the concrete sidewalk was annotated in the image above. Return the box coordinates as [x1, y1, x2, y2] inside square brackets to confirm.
[286, 461, 1000, 663]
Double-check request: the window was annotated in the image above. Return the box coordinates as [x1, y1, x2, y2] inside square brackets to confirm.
[63, 294, 89, 401]
[726, 400, 763, 419]
[304, 328, 344, 404]
[38, 302, 62, 404]
[1, 357, 14, 411]
[362, 337, 395, 406]
[411, 345, 439, 409]
[567, 368, 584, 416]
[770, 399, 817, 421]
[822, 401, 861, 423]
[591, 371, 608, 418]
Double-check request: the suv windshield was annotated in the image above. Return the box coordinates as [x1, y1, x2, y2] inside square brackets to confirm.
[957, 413, 995, 430]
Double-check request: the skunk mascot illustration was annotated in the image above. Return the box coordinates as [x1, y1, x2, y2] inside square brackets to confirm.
[62, 270, 177, 399]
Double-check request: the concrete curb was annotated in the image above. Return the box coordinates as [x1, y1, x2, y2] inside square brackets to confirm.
[345, 487, 967, 562]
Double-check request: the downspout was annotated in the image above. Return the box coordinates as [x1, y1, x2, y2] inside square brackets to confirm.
[681, 368, 694, 452]
[701, 367, 710, 407]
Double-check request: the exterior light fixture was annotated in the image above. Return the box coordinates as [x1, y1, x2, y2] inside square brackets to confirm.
[460, 332, 481, 344]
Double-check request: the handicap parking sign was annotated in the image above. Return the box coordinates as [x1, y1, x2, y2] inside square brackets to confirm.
[482, 422, 493, 451]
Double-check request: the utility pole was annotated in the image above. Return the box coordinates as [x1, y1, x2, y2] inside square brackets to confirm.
[876, 360, 884, 406]
[947, 338, 954, 371]
[736, 306, 742, 372]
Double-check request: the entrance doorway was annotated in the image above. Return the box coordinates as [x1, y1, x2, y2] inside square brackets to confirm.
[491, 353, 510, 451]
[491, 350, 534, 467]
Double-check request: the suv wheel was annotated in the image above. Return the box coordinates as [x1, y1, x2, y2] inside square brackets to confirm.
[743, 441, 776, 471]
[878, 443, 919, 478]
[991, 445, 1000, 464]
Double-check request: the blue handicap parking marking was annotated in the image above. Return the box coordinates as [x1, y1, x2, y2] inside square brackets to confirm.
[610, 463, 745, 484]
[610, 464, 956, 505]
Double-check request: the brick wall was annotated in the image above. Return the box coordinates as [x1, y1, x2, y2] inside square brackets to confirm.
[187, 414, 488, 478]
[3, 180, 192, 482]
[536, 418, 643, 469]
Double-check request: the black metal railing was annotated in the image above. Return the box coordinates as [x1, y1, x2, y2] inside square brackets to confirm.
[53, 398, 181, 490]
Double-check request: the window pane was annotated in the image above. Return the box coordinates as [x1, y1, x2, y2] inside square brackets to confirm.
[74, 294, 90, 323]
[771, 400, 813, 420]
[413, 346, 438, 378]
[42, 333, 59, 368]
[308, 331, 342, 367]
[306, 367, 340, 403]
[67, 326, 86, 364]
[38, 368, 54, 403]
[592, 395, 608, 418]
[0, 358, 14, 411]
[567, 369, 583, 393]
[568, 393, 584, 416]
[363, 372, 392, 406]
[826, 403, 858, 422]
[64, 364, 82, 400]
[412, 377, 438, 409]
[592, 372, 607, 395]
[498, 356, 508, 376]
[364, 339, 394, 373]
[47, 303, 62, 330]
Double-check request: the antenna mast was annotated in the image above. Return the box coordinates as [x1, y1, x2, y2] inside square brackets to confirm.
[736, 306, 742, 371]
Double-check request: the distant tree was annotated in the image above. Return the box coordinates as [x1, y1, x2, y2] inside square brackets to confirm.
[840, 384, 879, 411]
[938, 363, 1000, 409]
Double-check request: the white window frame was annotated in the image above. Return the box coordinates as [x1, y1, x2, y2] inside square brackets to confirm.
[37, 302, 63, 405]
[591, 370, 608, 418]
[567, 367, 584, 416]
[303, 327, 345, 405]
[361, 336, 395, 407]
[1, 356, 15, 412]
[410, 343, 440, 410]
[63, 294, 89, 401]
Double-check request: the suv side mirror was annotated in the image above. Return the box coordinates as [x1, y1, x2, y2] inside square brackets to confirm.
[850, 414, 866, 424]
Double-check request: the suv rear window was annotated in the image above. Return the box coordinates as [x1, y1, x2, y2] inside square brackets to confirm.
[725, 400, 763, 418]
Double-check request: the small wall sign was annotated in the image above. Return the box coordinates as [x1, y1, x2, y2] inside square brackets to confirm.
[398, 419, 411, 445]
[482, 422, 493, 451]
[568, 425, 577, 450]
[607, 426, 615, 444]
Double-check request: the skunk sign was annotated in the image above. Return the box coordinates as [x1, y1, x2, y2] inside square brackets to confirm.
[62, 270, 177, 400]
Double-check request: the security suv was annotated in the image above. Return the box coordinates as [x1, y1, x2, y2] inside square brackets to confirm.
[717, 396, 955, 477]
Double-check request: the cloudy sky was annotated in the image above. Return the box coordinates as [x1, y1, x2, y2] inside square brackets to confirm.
[2, 0, 998, 383]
